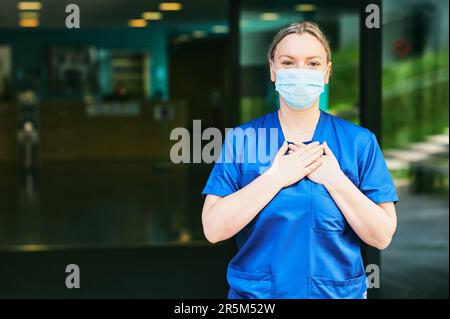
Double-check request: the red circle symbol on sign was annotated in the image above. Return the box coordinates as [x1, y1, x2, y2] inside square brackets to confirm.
[394, 39, 411, 58]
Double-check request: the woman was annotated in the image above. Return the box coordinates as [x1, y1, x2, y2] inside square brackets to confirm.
[201, 21, 399, 299]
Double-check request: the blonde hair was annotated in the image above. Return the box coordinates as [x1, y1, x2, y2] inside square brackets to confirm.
[267, 21, 331, 63]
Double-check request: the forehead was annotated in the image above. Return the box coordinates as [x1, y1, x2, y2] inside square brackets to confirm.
[274, 32, 327, 59]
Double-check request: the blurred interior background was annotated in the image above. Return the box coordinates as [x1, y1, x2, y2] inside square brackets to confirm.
[0, 0, 448, 298]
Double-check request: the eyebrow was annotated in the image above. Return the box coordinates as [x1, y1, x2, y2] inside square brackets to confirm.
[278, 54, 324, 60]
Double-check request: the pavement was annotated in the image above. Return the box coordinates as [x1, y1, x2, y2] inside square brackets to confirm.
[380, 183, 449, 298]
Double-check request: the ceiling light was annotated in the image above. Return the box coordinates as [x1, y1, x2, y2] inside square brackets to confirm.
[212, 25, 228, 33]
[128, 19, 147, 27]
[159, 2, 183, 11]
[17, 2, 42, 10]
[142, 12, 163, 20]
[260, 13, 279, 21]
[295, 4, 316, 12]
[19, 18, 39, 27]
[19, 11, 40, 19]
[192, 30, 206, 38]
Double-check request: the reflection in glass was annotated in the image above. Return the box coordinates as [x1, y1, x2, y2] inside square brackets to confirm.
[381, 0, 449, 298]
[0, 0, 229, 249]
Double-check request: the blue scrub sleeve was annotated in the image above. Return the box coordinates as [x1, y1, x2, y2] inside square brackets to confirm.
[201, 130, 241, 198]
[358, 133, 399, 204]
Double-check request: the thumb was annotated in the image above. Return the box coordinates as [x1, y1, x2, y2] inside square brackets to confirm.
[323, 141, 334, 156]
[277, 141, 289, 157]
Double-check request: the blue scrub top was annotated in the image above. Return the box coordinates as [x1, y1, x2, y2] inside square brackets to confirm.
[201, 110, 399, 299]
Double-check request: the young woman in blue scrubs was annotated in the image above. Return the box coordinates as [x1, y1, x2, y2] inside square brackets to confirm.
[201, 22, 399, 299]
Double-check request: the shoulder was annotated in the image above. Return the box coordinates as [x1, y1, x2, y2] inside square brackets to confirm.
[225, 111, 276, 138]
[324, 111, 375, 147]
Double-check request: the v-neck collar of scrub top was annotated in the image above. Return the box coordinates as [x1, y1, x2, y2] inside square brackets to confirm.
[272, 108, 326, 147]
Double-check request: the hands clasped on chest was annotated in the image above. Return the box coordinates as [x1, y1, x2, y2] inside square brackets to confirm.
[265, 140, 345, 189]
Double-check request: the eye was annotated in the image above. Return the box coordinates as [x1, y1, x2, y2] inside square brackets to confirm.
[281, 60, 295, 67]
[308, 61, 321, 68]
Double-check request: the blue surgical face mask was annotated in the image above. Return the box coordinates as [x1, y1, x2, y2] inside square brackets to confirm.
[273, 66, 325, 110]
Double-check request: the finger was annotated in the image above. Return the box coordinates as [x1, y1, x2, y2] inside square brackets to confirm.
[305, 141, 320, 148]
[288, 141, 311, 150]
[302, 150, 324, 167]
[299, 143, 324, 158]
[323, 141, 334, 157]
[288, 143, 302, 152]
[304, 157, 322, 174]
[289, 141, 318, 149]
[291, 142, 319, 156]
[303, 141, 322, 152]
[276, 141, 289, 157]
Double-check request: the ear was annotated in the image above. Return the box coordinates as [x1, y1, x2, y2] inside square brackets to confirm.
[269, 59, 276, 82]
[324, 61, 332, 84]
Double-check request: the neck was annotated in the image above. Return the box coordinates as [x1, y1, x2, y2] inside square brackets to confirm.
[278, 99, 321, 133]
